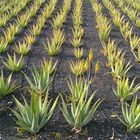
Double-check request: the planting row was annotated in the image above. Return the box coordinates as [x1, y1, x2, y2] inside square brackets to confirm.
[104, 0, 140, 62]
[0, 0, 31, 26]
[92, 0, 140, 133]
[114, 0, 140, 28]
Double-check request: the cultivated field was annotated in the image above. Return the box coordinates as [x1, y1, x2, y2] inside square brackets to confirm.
[0, 0, 140, 139]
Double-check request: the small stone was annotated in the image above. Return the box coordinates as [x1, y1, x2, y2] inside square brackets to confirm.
[88, 137, 93, 140]
[8, 101, 12, 104]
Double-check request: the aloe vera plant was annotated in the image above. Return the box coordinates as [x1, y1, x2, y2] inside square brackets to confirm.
[71, 26, 84, 48]
[127, 9, 138, 22]
[91, 2, 102, 13]
[3, 53, 24, 72]
[0, 70, 18, 98]
[15, 14, 30, 29]
[129, 35, 140, 51]
[109, 49, 125, 67]
[113, 77, 140, 101]
[111, 12, 124, 28]
[102, 40, 125, 66]
[136, 19, 140, 28]
[110, 60, 132, 79]
[96, 15, 112, 42]
[69, 48, 94, 76]
[116, 97, 140, 133]
[14, 41, 31, 55]
[41, 58, 58, 75]
[24, 34, 36, 45]
[60, 81, 102, 132]
[69, 59, 89, 76]
[24, 65, 53, 93]
[68, 77, 89, 101]
[73, 48, 83, 59]
[44, 29, 65, 56]
[52, 12, 66, 29]
[12, 90, 59, 134]
[120, 21, 133, 41]
[4, 24, 19, 43]
[0, 38, 8, 53]
[29, 23, 42, 36]
[132, 46, 140, 62]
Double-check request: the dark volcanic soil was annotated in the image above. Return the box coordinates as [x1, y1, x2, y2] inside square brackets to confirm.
[0, 0, 140, 139]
